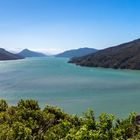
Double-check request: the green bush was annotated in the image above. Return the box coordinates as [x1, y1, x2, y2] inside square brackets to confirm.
[0, 99, 139, 140]
[0, 99, 8, 112]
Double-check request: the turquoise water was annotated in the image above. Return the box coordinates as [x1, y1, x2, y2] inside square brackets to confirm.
[0, 57, 140, 118]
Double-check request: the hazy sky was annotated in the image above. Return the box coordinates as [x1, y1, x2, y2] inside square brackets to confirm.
[0, 0, 140, 54]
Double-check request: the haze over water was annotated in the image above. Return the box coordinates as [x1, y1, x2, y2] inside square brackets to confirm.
[0, 57, 140, 118]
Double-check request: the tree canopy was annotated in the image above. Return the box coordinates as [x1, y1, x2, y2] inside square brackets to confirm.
[0, 99, 139, 140]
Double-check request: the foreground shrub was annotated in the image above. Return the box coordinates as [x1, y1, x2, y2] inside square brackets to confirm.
[0, 99, 139, 140]
[0, 99, 8, 112]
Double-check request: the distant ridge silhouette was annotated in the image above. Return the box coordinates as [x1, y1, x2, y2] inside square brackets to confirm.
[18, 49, 46, 57]
[55, 47, 98, 58]
[0, 48, 24, 60]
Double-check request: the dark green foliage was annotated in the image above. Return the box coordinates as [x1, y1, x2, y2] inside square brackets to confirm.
[0, 99, 140, 140]
[18, 99, 40, 110]
[0, 99, 8, 112]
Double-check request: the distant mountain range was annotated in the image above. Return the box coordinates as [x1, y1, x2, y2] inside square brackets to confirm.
[0, 48, 24, 60]
[18, 49, 46, 57]
[69, 38, 140, 70]
[55, 48, 98, 58]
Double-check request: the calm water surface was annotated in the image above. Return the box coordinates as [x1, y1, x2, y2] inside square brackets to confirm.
[0, 57, 140, 118]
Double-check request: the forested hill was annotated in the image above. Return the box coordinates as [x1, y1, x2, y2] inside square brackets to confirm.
[69, 39, 140, 70]
[55, 47, 98, 58]
[18, 49, 46, 57]
[0, 48, 24, 60]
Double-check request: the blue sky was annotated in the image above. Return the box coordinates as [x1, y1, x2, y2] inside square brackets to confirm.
[0, 0, 140, 54]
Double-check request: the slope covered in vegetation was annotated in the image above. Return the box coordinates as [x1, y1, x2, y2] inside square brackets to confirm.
[0, 48, 24, 60]
[69, 38, 140, 70]
[55, 48, 98, 58]
[18, 49, 46, 57]
[0, 99, 140, 140]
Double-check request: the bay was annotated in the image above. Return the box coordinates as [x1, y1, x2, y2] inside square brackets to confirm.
[0, 57, 140, 118]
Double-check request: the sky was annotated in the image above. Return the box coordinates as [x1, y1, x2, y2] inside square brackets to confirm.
[0, 0, 140, 54]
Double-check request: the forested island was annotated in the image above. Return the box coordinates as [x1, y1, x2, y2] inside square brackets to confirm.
[0, 99, 140, 140]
